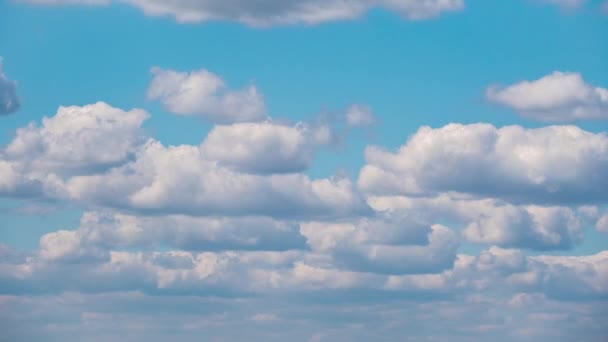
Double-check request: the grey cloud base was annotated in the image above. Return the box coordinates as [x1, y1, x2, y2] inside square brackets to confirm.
[0, 62, 20, 116]
[23, 0, 464, 25]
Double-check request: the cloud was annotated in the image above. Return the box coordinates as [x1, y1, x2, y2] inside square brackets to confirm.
[2, 236, 608, 301]
[0, 60, 20, 116]
[1, 290, 606, 342]
[345, 104, 375, 127]
[301, 221, 459, 275]
[462, 205, 584, 250]
[148, 67, 266, 123]
[486, 71, 608, 122]
[358, 123, 608, 204]
[596, 211, 608, 234]
[21, 0, 465, 26]
[4, 102, 149, 174]
[200, 120, 334, 174]
[66, 140, 369, 218]
[41, 211, 306, 252]
[0, 100, 367, 218]
[368, 195, 588, 251]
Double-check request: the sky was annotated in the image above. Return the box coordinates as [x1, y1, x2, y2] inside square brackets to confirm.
[0, 0, 607, 341]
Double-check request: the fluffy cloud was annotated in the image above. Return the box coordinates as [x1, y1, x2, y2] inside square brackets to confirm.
[200, 121, 333, 174]
[0, 100, 366, 218]
[22, 0, 465, 26]
[368, 195, 588, 251]
[301, 221, 459, 275]
[386, 247, 608, 300]
[41, 211, 305, 252]
[486, 71, 608, 122]
[66, 140, 369, 218]
[462, 205, 584, 250]
[0, 60, 20, 116]
[4, 102, 149, 174]
[2, 238, 608, 301]
[359, 123, 608, 204]
[148, 67, 266, 123]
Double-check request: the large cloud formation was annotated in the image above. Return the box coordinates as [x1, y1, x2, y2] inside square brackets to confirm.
[358, 123, 608, 204]
[21, 0, 464, 26]
[1, 64, 607, 340]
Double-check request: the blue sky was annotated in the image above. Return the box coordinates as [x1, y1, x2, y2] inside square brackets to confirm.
[1, 0, 608, 341]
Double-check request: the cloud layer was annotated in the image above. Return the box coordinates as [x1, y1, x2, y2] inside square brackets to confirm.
[22, 0, 464, 26]
[1, 63, 607, 340]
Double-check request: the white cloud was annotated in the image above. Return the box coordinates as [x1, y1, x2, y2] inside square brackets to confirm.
[148, 67, 266, 123]
[359, 123, 608, 204]
[24, 0, 464, 26]
[301, 221, 459, 275]
[66, 140, 369, 218]
[0, 59, 20, 116]
[4, 102, 149, 174]
[486, 71, 608, 122]
[200, 120, 333, 174]
[596, 211, 608, 234]
[39, 230, 108, 262]
[44, 211, 305, 252]
[3, 239, 608, 302]
[462, 205, 583, 250]
[368, 195, 589, 250]
[345, 104, 375, 127]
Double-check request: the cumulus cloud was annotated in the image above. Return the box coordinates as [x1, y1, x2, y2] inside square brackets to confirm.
[462, 205, 584, 250]
[0, 60, 20, 116]
[359, 123, 608, 204]
[148, 67, 266, 123]
[486, 71, 608, 122]
[4, 102, 149, 174]
[368, 195, 588, 251]
[0, 100, 366, 218]
[42, 211, 305, 252]
[2, 237, 608, 301]
[200, 120, 334, 174]
[21, 0, 464, 26]
[66, 140, 369, 218]
[301, 221, 459, 275]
